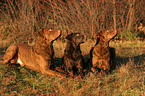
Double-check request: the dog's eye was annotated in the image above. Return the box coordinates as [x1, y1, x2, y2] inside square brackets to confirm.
[106, 30, 109, 32]
[76, 34, 80, 36]
[102, 36, 105, 39]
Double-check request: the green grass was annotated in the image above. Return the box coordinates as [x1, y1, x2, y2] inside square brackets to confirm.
[0, 41, 144, 96]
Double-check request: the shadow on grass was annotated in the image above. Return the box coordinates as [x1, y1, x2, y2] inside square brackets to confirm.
[54, 52, 145, 76]
[1, 47, 145, 79]
[115, 53, 145, 67]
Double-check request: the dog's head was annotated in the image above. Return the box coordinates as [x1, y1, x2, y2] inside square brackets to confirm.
[66, 33, 87, 46]
[97, 30, 117, 42]
[37, 27, 61, 43]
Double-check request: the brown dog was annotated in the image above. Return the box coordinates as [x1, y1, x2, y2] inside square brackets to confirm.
[90, 30, 117, 73]
[62, 33, 86, 77]
[3, 28, 68, 78]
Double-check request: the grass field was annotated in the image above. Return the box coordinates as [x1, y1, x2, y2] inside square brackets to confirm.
[0, 40, 144, 96]
[0, 0, 145, 95]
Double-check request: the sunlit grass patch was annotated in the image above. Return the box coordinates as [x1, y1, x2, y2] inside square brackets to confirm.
[0, 58, 144, 95]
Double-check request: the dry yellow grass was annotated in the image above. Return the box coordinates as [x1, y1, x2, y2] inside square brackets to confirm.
[0, 39, 145, 96]
[0, 0, 145, 95]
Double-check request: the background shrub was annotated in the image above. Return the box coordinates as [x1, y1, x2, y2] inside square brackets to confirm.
[0, 0, 145, 44]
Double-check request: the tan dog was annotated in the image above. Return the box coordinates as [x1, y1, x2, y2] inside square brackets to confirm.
[90, 30, 117, 73]
[3, 28, 68, 78]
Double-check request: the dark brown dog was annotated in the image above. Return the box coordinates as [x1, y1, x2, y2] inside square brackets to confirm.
[62, 33, 86, 77]
[90, 30, 117, 73]
[3, 28, 68, 78]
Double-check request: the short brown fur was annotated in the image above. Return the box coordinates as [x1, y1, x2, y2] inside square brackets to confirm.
[3, 28, 68, 78]
[90, 30, 117, 72]
[62, 33, 86, 77]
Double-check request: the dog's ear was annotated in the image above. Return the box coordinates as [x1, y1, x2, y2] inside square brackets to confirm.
[75, 33, 80, 36]
[37, 29, 45, 38]
[105, 30, 109, 32]
[37, 28, 52, 38]
[66, 33, 73, 41]
[97, 31, 103, 37]
[43, 28, 52, 33]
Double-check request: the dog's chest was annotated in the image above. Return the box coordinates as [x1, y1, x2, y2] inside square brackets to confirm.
[72, 51, 81, 58]
[17, 58, 24, 66]
[65, 49, 81, 59]
[93, 44, 109, 57]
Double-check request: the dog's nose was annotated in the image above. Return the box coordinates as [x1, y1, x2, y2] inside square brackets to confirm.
[83, 35, 87, 42]
[84, 35, 86, 39]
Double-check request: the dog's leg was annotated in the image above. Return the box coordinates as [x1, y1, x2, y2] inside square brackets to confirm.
[76, 64, 83, 77]
[91, 57, 98, 73]
[38, 58, 70, 78]
[3, 44, 18, 65]
[63, 57, 74, 77]
[79, 68, 84, 78]
[65, 61, 74, 76]
[91, 67, 96, 73]
[41, 66, 70, 78]
[67, 67, 74, 77]
[55, 67, 66, 73]
[3, 44, 21, 70]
